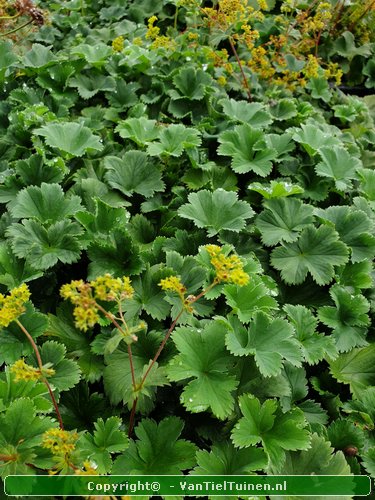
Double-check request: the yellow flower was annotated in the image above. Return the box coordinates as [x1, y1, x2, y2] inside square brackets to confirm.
[0, 283, 31, 328]
[91, 274, 134, 301]
[146, 16, 160, 40]
[206, 245, 250, 286]
[159, 276, 187, 295]
[42, 428, 79, 456]
[75, 461, 98, 475]
[10, 358, 55, 382]
[112, 35, 124, 52]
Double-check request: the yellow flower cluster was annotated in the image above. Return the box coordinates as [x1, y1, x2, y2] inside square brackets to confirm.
[205, 245, 250, 286]
[303, 54, 320, 79]
[75, 461, 98, 475]
[159, 276, 187, 295]
[91, 274, 134, 301]
[60, 275, 134, 331]
[146, 16, 160, 40]
[42, 428, 79, 456]
[0, 283, 30, 328]
[112, 35, 124, 52]
[10, 358, 55, 382]
[324, 62, 343, 85]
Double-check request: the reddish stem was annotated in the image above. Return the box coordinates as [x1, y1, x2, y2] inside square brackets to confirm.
[15, 319, 64, 430]
[228, 36, 252, 101]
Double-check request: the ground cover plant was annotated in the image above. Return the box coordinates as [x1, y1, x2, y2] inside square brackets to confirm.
[0, 0, 375, 498]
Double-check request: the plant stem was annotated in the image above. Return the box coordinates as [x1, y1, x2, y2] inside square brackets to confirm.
[0, 19, 33, 36]
[127, 281, 217, 436]
[15, 319, 64, 430]
[228, 36, 252, 101]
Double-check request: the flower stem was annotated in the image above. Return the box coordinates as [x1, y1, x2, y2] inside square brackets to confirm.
[228, 36, 252, 101]
[0, 19, 33, 36]
[15, 319, 64, 430]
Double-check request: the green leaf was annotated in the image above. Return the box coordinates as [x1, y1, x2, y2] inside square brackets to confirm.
[292, 123, 340, 157]
[172, 66, 212, 100]
[23, 44, 57, 68]
[178, 188, 254, 237]
[256, 198, 314, 246]
[329, 344, 375, 398]
[192, 440, 267, 474]
[224, 312, 302, 377]
[0, 371, 52, 413]
[0, 398, 55, 478]
[362, 447, 375, 477]
[222, 277, 278, 323]
[10, 183, 82, 223]
[15, 154, 66, 186]
[71, 43, 112, 65]
[115, 117, 159, 146]
[218, 123, 277, 176]
[269, 433, 350, 479]
[6, 219, 83, 270]
[334, 31, 372, 59]
[166, 321, 238, 419]
[327, 419, 365, 452]
[112, 417, 197, 474]
[125, 264, 171, 321]
[87, 229, 142, 279]
[104, 349, 169, 413]
[0, 242, 43, 288]
[306, 77, 331, 102]
[315, 147, 361, 191]
[248, 180, 303, 199]
[0, 303, 48, 364]
[271, 225, 349, 285]
[30, 341, 81, 392]
[284, 304, 337, 365]
[314, 205, 375, 263]
[78, 417, 128, 473]
[220, 98, 272, 127]
[269, 99, 297, 120]
[363, 59, 375, 89]
[231, 394, 310, 467]
[342, 387, 375, 429]
[34, 122, 103, 157]
[0, 40, 18, 71]
[147, 124, 201, 157]
[318, 285, 370, 352]
[68, 73, 116, 99]
[104, 151, 165, 198]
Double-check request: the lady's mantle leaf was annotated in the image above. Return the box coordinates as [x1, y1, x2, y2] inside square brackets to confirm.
[231, 394, 310, 467]
[68, 73, 116, 100]
[115, 117, 159, 146]
[292, 123, 341, 156]
[314, 205, 375, 263]
[315, 146, 361, 191]
[104, 151, 164, 198]
[329, 344, 375, 399]
[192, 440, 267, 475]
[220, 98, 273, 128]
[0, 398, 55, 477]
[34, 122, 103, 157]
[172, 66, 212, 100]
[225, 312, 302, 377]
[6, 219, 83, 270]
[271, 225, 349, 285]
[166, 321, 238, 420]
[256, 198, 314, 246]
[10, 183, 82, 223]
[178, 188, 254, 237]
[78, 417, 128, 473]
[223, 276, 278, 323]
[284, 304, 337, 365]
[218, 123, 277, 176]
[362, 447, 375, 477]
[112, 417, 197, 474]
[22, 44, 57, 68]
[147, 124, 201, 157]
[248, 180, 303, 199]
[269, 433, 350, 476]
[318, 285, 370, 352]
[30, 341, 81, 392]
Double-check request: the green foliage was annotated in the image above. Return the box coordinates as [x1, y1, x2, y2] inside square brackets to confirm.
[0, 0, 374, 486]
[112, 417, 197, 474]
[178, 189, 254, 237]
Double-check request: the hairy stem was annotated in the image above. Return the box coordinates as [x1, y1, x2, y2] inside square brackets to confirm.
[228, 36, 252, 101]
[0, 19, 33, 36]
[15, 319, 64, 430]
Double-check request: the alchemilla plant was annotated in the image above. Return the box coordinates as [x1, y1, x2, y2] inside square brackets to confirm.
[0, 0, 374, 495]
